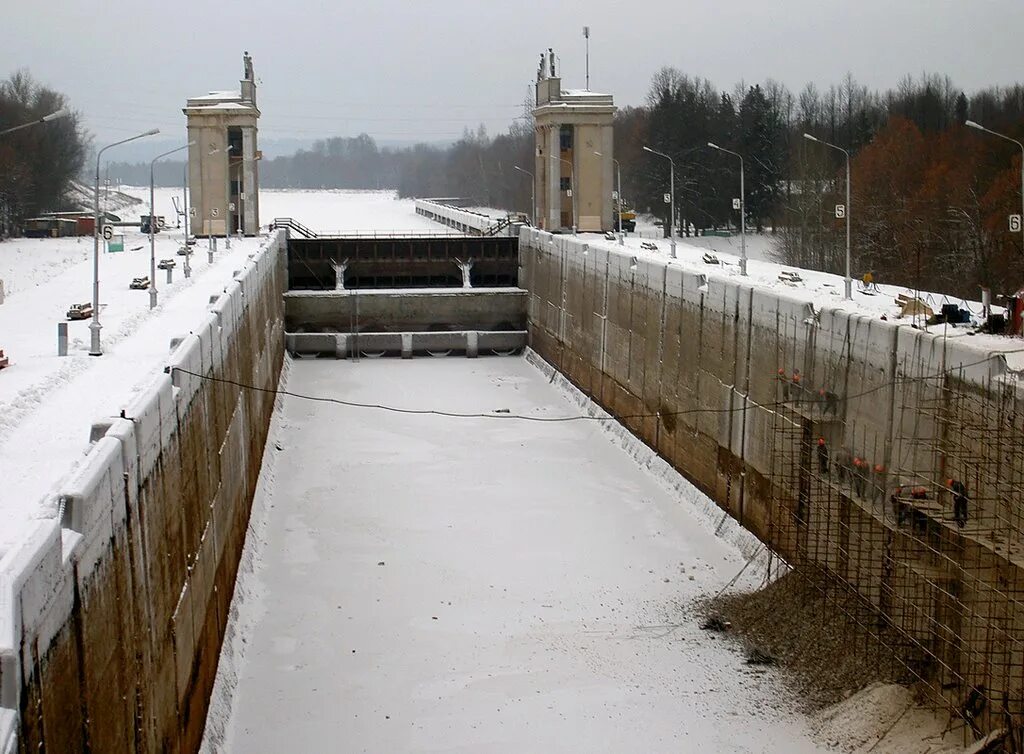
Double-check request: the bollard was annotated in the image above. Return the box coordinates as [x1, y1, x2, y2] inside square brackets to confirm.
[57, 322, 68, 356]
[166, 267, 173, 285]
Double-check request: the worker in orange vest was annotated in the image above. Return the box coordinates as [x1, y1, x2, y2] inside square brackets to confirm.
[817, 437, 829, 474]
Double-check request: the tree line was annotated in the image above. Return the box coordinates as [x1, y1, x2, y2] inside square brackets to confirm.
[0, 71, 87, 236]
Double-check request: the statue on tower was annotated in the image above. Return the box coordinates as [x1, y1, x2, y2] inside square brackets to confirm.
[243, 51, 254, 82]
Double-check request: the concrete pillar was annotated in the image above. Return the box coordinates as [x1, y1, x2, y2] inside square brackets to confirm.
[466, 331, 479, 358]
[401, 333, 413, 359]
[242, 127, 259, 235]
[57, 322, 68, 356]
[547, 126, 560, 230]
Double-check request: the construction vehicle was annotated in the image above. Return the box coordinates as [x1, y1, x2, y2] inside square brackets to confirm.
[157, 258, 176, 270]
[130, 276, 150, 290]
[66, 302, 94, 320]
[616, 200, 637, 232]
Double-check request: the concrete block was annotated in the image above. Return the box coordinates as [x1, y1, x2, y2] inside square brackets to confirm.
[2, 520, 62, 662]
[99, 417, 139, 519]
[167, 334, 203, 409]
[58, 438, 121, 537]
[123, 382, 163, 480]
[155, 374, 177, 450]
[466, 331, 478, 358]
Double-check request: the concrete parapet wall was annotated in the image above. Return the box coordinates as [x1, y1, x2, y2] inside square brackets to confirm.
[520, 227, 1024, 729]
[0, 231, 287, 752]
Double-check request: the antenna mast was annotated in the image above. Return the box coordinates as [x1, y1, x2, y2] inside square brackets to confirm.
[583, 26, 590, 91]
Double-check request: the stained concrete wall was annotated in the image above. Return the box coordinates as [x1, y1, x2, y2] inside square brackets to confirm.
[520, 228, 1024, 727]
[0, 231, 287, 753]
[285, 288, 527, 332]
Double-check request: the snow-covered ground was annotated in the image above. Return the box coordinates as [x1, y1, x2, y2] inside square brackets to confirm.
[0, 188, 434, 559]
[260, 189, 444, 234]
[583, 218, 993, 333]
[633, 214, 777, 262]
[204, 355, 822, 753]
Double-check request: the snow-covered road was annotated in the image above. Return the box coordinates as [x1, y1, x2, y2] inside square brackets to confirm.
[206, 355, 822, 753]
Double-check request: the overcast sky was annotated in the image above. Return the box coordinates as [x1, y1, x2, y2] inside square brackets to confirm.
[2, 0, 1022, 153]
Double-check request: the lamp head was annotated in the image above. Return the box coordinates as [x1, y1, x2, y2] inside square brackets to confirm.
[802, 133, 818, 142]
[42, 108, 68, 122]
[143, 128, 160, 137]
[965, 120, 983, 131]
[707, 142, 720, 150]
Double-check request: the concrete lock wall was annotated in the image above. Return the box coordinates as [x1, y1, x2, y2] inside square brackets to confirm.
[520, 227, 1024, 727]
[0, 231, 287, 753]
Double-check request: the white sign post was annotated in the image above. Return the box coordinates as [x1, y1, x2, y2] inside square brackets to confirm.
[1010, 214, 1022, 233]
[732, 198, 741, 210]
[102, 225, 113, 241]
[835, 204, 846, 219]
[663, 193, 671, 204]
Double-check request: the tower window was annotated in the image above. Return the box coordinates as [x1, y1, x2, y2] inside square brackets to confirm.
[560, 177, 572, 191]
[559, 127, 573, 151]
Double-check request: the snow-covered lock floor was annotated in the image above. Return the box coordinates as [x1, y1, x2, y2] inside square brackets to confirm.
[205, 355, 823, 753]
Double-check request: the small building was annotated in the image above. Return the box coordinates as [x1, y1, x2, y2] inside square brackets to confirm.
[23, 217, 78, 238]
[38, 211, 102, 236]
[533, 49, 616, 233]
[183, 52, 261, 237]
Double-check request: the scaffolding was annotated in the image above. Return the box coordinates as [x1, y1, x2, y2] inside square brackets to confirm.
[765, 337, 1024, 743]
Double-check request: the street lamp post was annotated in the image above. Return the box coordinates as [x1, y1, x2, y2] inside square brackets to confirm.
[0, 108, 68, 137]
[595, 151, 624, 245]
[966, 120, 1024, 248]
[512, 165, 536, 226]
[224, 145, 234, 249]
[149, 142, 194, 309]
[643, 145, 676, 258]
[91, 129, 160, 356]
[804, 133, 852, 299]
[557, 156, 577, 235]
[182, 161, 191, 278]
[707, 142, 746, 275]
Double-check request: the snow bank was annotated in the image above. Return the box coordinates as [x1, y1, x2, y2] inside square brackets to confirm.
[812, 682, 969, 753]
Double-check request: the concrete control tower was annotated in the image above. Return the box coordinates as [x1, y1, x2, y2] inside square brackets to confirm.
[533, 49, 616, 233]
[183, 52, 261, 236]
